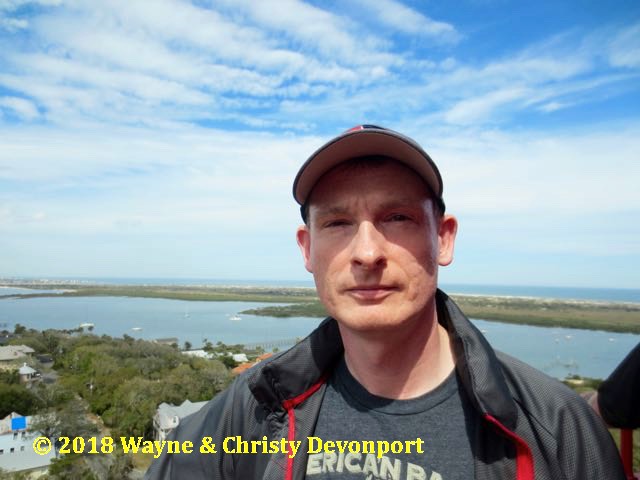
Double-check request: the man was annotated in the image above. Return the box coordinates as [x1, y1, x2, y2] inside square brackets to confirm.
[146, 125, 625, 479]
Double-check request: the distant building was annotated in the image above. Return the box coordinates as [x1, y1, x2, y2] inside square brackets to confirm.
[18, 363, 39, 386]
[0, 345, 35, 363]
[153, 400, 207, 442]
[0, 331, 13, 346]
[231, 353, 248, 363]
[153, 338, 179, 347]
[231, 352, 273, 376]
[181, 349, 213, 359]
[255, 352, 274, 362]
[182, 350, 249, 363]
[0, 413, 55, 475]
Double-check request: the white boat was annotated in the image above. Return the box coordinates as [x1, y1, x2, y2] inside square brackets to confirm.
[131, 327, 143, 332]
[79, 322, 94, 328]
[229, 314, 241, 321]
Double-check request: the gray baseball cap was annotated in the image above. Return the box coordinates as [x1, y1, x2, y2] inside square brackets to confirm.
[293, 125, 444, 214]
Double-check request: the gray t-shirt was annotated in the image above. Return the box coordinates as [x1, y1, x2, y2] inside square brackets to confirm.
[306, 357, 477, 480]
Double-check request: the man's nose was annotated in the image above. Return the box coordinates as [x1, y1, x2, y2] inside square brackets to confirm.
[350, 222, 386, 269]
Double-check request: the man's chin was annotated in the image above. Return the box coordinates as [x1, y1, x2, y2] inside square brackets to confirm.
[333, 309, 407, 333]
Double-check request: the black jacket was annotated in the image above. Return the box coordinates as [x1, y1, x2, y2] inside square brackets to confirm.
[598, 341, 640, 429]
[146, 290, 625, 479]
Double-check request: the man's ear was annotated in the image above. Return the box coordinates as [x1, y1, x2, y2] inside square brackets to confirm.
[296, 225, 313, 273]
[437, 214, 458, 266]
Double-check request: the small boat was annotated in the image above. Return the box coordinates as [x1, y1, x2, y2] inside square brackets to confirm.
[79, 322, 94, 328]
[131, 327, 143, 332]
[229, 314, 241, 321]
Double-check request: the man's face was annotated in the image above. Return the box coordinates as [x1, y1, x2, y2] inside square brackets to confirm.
[296, 160, 457, 335]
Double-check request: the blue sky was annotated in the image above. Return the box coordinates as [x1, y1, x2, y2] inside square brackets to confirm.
[0, 0, 638, 288]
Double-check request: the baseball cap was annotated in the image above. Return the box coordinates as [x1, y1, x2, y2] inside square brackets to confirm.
[293, 125, 445, 216]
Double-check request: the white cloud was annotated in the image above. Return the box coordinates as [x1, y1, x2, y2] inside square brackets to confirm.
[0, 0, 60, 11]
[431, 123, 640, 215]
[538, 101, 567, 113]
[608, 23, 640, 68]
[350, 0, 460, 43]
[443, 87, 527, 124]
[0, 15, 26, 30]
[9, 54, 212, 104]
[1, 0, 634, 132]
[0, 95, 39, 119]
[220, 0, 395, 66]
[0, 0, 417, 129]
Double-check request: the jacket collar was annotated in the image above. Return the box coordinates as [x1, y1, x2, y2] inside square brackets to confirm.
[248, 289, 518, 428]
[436, 289, 518, 429]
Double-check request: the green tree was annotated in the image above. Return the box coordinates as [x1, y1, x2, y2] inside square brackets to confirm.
[0, 468, 29, 480]
[220, 354, 238, 369]
[105, 450, 134, 479]
[48, 454, 97, 479]
[0, 384, 40, 418]
[0, 369, 19, 384]
[31, 398, 98, 441]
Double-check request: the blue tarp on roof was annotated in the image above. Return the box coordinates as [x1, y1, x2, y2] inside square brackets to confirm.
[11, 416, 27, 430]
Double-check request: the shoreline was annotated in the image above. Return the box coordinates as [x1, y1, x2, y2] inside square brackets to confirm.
[2, 282, 639, 334]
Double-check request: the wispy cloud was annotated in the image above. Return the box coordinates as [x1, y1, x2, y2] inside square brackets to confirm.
[1, 2, 637, 130]
[607, 23, 640, 68]
[349, 0, 460, 43]
[0, 95, 38, 119]
[0, 16, 26, 30]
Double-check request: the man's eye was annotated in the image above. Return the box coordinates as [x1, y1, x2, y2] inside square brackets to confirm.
[387, 214, 410, 222]
[324, 220, 349, 228]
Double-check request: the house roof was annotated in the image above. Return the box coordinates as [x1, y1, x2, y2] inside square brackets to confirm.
[155, 399, 207, 427]
[0, 345, 35, 362]
[181, 349, 213, 359]
[232, 363, 253, 375]
[231, 353, 248, 363]
[18, 363, 36, 375]
[153, 337, 179, 345]
[0, 412, 26, 435]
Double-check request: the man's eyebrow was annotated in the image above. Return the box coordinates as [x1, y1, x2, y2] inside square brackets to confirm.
[312, 198, 427, 218]
[378, 199, 422, 210]
[312, 205, 350, 218]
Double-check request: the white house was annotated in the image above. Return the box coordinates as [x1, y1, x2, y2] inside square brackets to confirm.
[181, 349, 213, 359]
[153, 400, 207, 442]
[18, 363, 38, 386]
[0, 413, 55, 475]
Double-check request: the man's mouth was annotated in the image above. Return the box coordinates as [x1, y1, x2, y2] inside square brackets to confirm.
[345, 285, 397, 301]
